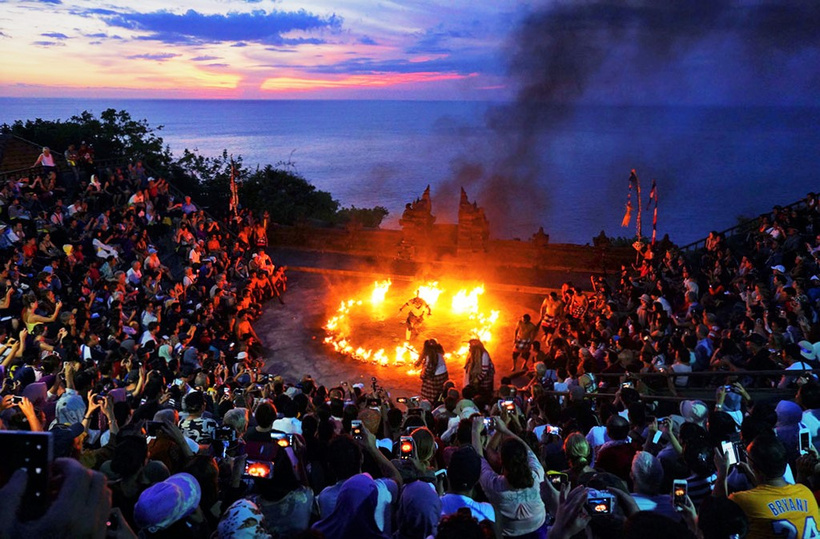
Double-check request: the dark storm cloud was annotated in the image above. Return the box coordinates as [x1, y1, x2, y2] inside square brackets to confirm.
[83, 8, 342, 46]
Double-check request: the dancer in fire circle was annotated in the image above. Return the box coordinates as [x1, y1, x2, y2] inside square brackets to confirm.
[399, 290, 432, 340]
[512, 313, 538, 372]
[464, 338, 495, 397]
[415, 338, 448, 403]
[538, 292, 564, 343]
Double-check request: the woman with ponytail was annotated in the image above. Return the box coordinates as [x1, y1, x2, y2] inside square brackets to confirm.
[563, 432, 594, 488]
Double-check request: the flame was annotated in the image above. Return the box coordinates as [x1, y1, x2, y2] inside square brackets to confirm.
[323, 280, 498, 375]
[371, 279, 392, 305]
[417, 281, 443, 307]
[451, 286, 484, 315]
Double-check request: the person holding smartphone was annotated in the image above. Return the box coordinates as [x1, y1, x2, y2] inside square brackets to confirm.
[471, 414, 546, 537]
[629, 451, 681, 521]
[716, 433, 820, 539]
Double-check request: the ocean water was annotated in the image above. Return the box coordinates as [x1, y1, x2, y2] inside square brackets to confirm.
[1, 98, 818, 245]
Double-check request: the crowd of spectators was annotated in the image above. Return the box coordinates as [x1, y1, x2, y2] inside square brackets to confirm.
[1, 147, 820, 539]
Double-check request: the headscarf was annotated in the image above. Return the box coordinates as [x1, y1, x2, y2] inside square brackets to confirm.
[395, 481, 441, 539]
[312, 473, 388, 539]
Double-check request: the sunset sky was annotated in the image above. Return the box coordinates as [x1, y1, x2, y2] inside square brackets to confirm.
[1, 0, 817, 103]
[0, 0, 521, 100]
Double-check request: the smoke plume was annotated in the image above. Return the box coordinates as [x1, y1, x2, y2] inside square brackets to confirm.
[442, 0, 820, 242]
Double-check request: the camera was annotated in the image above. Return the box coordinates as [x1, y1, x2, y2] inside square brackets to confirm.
[586, 489, 614, 515]
[11, 395, 24, 405]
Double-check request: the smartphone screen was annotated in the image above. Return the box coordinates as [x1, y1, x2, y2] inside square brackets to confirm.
[399, 436, 415, 460]
[672, 480, 687, 509]
[351, 420, 363, 440]
[800, 429, 812, 455]
[0, 431, 53, 520]
[721, 440, 738, 466]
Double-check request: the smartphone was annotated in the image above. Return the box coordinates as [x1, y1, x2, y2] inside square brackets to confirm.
[243, 459, 273, 479]
[483, 417, 495, 432]
[407, 408, 423, 416]
[547, 470, 568, 488]
[11, 395, 24, 405]
[271, 432, 292, 448]
[145, 421, 162, 440]
[214, 426, 234, 442]
[106, 510, 119, 532]
[546, 425, 561, 436]
[800, 427, 812, 456]
[621, 381, 634, 389]
[501, 399, 515, 412]
[399, 436, 416, 460]
[173, 378, 185, 387]
[672, 479, 688, 510]
[0, 431, 53, 520]
[721, 440, 738, 466]
[396, 397, 409, 404]
[351, 420, 364, 440]
[435, 468, 447, 480]
[652, 430, 663, 444]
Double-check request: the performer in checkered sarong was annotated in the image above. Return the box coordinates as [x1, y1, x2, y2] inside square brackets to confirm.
[464, 338, 495, 398]
[415, 339, 448, 404]
[511, 313, 538, 371]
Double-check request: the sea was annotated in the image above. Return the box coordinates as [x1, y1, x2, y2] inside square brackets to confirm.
[1, 98, 818, 246]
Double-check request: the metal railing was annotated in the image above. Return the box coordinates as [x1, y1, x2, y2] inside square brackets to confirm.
[679, 196, 812, 252]
[536, 368, 814, 403]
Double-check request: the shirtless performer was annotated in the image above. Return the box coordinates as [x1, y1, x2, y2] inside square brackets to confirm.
[399, 291, 432, 340]
[538, 292, 564, 344]
[512, 313, 538, 371]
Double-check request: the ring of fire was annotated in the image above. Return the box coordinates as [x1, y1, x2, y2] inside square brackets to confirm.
[323, 280, 500, 376]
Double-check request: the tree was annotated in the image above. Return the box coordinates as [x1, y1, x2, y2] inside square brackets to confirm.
[240, 165, 339, 225]
[1, 109, 171, 169]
